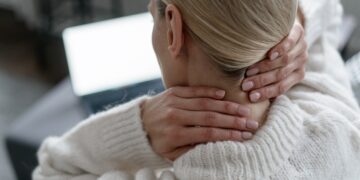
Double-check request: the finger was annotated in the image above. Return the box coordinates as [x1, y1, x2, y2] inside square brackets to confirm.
[175, 98, 251, 117]
[289, 38, 308, 60]
[178, 127, 253, 146]
[246, 39, 307, 77]
[268, 22, 304, 61]
[165, 145, 194, 161]
[166, 87, 226, 99]
[242, 60, 300, 92]
[245, 59, 282, 77]
[174, 109, 258, 131]
[248, 68, 305, 102]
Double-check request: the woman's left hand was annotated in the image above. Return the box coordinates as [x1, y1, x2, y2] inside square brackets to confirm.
[242, 21, 308, 102]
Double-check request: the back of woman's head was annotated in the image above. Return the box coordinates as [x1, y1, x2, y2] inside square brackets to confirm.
[158, 0, 298, 76]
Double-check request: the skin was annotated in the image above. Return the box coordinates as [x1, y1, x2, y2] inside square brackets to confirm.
[142, 0, 308, 161]
[242, 19, 307, 103]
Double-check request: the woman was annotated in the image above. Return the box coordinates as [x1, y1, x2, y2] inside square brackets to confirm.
[33, 0, 360, 179]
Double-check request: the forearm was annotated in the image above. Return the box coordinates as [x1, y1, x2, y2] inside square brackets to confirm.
[33, 96, 170, 179]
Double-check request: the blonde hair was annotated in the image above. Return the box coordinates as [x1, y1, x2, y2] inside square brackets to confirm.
[158, 0, 298, 76]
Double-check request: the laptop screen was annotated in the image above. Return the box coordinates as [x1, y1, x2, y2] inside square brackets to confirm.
[63, 13, 162, 96]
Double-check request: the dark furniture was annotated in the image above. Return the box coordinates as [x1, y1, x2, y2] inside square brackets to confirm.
[5, 79, 86, 180]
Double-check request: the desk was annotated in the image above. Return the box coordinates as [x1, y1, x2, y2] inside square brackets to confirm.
[5, 79, 86, 180]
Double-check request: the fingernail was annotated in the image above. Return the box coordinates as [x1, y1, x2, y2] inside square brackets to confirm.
[250, 92, 261, 102]
[242, 132, 253, 140]
[238, 107, 251, 116]
[270, 52, 279, 61]
[242, 81, 254, 91]
[246, 120, 259, 129]
[216, 90, 226, 98]
[246, 68, 259, 76]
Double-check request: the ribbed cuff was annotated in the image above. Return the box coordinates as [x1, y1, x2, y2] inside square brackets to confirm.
[299, 0, 326, 47]
[97, 96, 171, 171]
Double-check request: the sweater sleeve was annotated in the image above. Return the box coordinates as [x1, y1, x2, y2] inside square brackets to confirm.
[291, 0, 358, 111]
[299, 0, 356, 92]
[33, 96, 171, 180]
[299, 0, 343, 48]
[290, 1, 360, 125]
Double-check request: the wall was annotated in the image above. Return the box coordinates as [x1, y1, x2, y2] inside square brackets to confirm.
[342, 0, 360, 57]
[343, 0, 360, 19]
[122, 0, 148, 15]
[0, 0, 12, 9]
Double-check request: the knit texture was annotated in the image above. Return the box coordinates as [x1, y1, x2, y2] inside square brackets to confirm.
[33, 0, 360, 179]
[33, 97, 171, 180]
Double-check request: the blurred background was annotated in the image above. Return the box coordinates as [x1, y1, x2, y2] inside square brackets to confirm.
[0, 0, 359, 179]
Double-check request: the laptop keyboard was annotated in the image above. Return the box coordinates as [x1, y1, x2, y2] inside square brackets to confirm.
[82, 78, 164, 114]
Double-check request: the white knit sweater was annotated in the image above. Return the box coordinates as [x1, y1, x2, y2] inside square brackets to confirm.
[33, 0, 360, 179]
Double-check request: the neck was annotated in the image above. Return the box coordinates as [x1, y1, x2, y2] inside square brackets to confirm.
[186, 69, 270, 126]
[222, 84, 270, 126]
[184, 41, 270, 125]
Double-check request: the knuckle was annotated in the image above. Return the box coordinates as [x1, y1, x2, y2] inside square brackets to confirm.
[224, 102, 236, 113]
[288, 38, 296, 47]
[277, 68, 287, 80]
[263, 87, 272, 99]
[206, 89, 215, 97]
[203, 128, 217, 140]
[205, 112, 217, 123]
[166, 88, 176, 96]
[165, 108, 177, 119]
[251, 77, 261, 88]
[198, 99, 210, 109]
[233, 117, 245, 129]
[165, 96, 176, 107]
[164, 91, 176, 102]
[229, 130, 242, 140]
[282, 54, 290, 65]
[260, 76, 272, 86]
[263, 60, 272, 69]
[259, 76, 268, 86]
[278, 82, 288, 94]
[198, 88, 210, 97]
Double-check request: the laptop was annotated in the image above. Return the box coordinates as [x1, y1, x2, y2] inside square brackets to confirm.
[63, 13, 164, 114]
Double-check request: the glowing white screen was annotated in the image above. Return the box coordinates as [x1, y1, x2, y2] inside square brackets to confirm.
[63, 13, 161, 96]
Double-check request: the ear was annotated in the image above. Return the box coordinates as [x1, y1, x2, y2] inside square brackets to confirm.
[165, 4, 184, 58]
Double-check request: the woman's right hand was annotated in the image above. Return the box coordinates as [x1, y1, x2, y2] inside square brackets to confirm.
[141, 87, 259, 161]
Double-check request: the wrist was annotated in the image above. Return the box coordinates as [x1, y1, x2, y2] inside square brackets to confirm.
[139, 97, 153, 145]
[140, 96, 153, 123]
